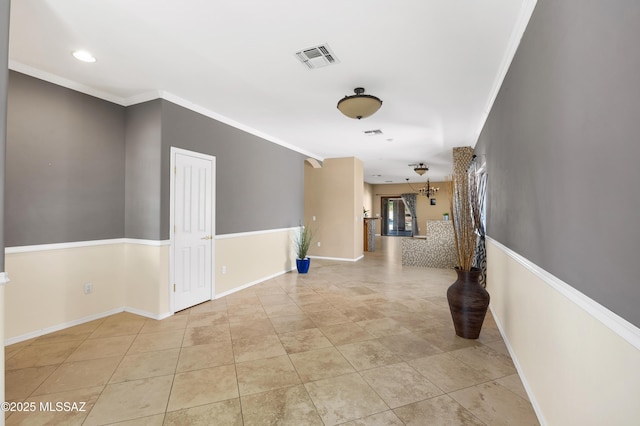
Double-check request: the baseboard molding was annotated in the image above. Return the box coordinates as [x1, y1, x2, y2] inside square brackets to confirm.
[215, 267, 297, 299]
[308, 255, 364, 262]
[4, 305, 176, 346]
[489, 305, 548, 426]
[486, 236, 640, 350]
[4, 307, 125, 346]
[124, 307, 172, 321]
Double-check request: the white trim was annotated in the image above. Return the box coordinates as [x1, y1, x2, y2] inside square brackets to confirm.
[4, 307, 125, 346]
[5, 238, 170, 254]
[489, 304, 547, 426]
[0, 272, 10, 285]
[9, 65, 324, 161]
[161, 92, 323, 161]
[124, 307, 172, 321]
[215, 267, 296, 299]
[6, 239, 125, 254]
[4, 306, 174, 346]
[9, 60, 128, 106]
[308, 255, 364, 262]
[123, 239, 170, 247]
[486, 236, 640, 350]
[215, 226, 298, 240]
[474, 0, 538, 144]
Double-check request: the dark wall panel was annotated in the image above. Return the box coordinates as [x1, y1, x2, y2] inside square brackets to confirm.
[475, 0, 640, 326]
[1, 1, 9, 269]
[6, 72, 126, 246]
[124, 101, 162, 240]
[160, 100, 306, 237]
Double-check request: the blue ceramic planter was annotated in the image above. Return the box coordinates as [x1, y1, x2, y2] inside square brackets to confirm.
[296, 258, 310, 273]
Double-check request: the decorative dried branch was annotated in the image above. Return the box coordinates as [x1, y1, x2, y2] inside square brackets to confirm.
[447, 171, 480, 271]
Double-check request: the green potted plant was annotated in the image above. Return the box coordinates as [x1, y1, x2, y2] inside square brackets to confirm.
[442, 212, 449, 220]
[446, 168, 489, 339]
[294, 225, 314, 273]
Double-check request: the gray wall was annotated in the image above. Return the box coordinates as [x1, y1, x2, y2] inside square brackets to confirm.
[6, 75, 306, 243]
[475, 0, 640, 327]
[160, 100, 306, 237]
[1, 1, 9, 270]
[6, 72, 126, 246]
[124, 101, 162, 240]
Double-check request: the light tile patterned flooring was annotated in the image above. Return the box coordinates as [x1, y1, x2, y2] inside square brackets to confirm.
[5, 237, 539, 425]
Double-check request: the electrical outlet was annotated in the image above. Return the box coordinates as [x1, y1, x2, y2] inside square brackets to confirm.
[317, 242, 321, 247]
[222, 266, 227, 274]
[84, 283, 93, 294]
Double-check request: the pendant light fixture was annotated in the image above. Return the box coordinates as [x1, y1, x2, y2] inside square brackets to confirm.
[337, 87, 383, 119]
[406, 163, 440, 197]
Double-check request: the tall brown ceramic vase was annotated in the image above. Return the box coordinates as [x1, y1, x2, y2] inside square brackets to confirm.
[447, 267, 490, 339]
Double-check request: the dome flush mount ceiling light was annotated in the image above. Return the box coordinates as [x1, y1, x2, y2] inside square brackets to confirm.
[72, 50, 96, 63]
[337, 87, 382, 119]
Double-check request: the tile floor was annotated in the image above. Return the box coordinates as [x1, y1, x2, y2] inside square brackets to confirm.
[4, 237, 540, 425]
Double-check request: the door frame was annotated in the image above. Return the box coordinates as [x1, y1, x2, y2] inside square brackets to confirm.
[169, 147, 216, 314]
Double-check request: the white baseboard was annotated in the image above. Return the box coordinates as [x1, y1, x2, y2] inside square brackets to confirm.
[309, 255, 364, 262]
[4, 307, 125, 346]
[489, 305, 547, 426]
[215, 267, 296, 299]
[124, 307, 172, 321]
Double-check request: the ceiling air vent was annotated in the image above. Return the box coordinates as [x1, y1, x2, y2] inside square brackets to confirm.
[295, 44, 340, 69]
[363, 129, 383, 135]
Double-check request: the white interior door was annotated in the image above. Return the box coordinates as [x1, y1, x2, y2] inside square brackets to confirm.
[172, 149, 215, 312]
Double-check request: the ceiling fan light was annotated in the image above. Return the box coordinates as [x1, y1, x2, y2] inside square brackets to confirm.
[337, 87, 382, 119]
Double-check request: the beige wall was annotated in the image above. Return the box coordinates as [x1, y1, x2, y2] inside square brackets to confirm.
[124, 243, 170, 317]
[305, 157, 364, 260]
[371, 181, 451, 236]
[487, 238, 640, 425]
[4, 231, 297, 343]
[5, 243, 126, 341]
[363, 182, 374, 218]
[215, 228, 296, 295]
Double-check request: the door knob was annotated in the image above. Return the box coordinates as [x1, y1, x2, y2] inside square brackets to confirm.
[200, 235, 212, 240]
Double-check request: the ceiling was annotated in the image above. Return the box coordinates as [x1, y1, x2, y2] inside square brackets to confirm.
[7, 0, 535, 184]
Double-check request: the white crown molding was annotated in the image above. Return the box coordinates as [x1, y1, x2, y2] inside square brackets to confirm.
[473, 0, 538, 145]
[8, 62, 324, 161]
[158, 91, 324, 161]
[487, 236, 640, 350]
[9, 60, 128, 105]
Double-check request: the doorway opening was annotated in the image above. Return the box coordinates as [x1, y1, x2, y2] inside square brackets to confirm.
[381, 197, 412, 236]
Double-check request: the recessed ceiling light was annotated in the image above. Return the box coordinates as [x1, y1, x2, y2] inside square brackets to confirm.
[72, 50, 96, 63]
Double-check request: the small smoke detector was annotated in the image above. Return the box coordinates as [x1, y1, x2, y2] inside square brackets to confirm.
[363, 129, 383, 135]
[295, 44, 339, 69]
